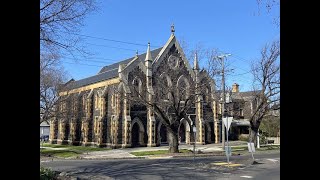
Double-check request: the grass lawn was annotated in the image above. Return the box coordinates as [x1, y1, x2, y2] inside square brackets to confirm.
[40, 143, 111, 158]
[231, 144, 280, 153]
[130, 149, 191, 156]
[41, 149, 79, 158]
[257, 144, 280, 151]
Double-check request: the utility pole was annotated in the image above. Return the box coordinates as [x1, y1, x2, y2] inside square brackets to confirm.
[217, 54, 231, 148]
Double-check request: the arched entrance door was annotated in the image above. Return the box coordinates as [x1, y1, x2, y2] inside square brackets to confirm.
[179, 123, 186, 143]
[131, 118, 145, 147]
[132, 123, 140, 147]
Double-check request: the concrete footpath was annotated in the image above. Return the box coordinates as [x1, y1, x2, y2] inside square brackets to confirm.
[77, 141, 249, 160]
[40, 141, 280, 161]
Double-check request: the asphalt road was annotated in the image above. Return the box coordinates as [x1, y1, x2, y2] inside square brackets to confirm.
[41, 152, 280, 180]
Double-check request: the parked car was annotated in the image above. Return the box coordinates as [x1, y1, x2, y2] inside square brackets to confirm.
[40, 135, 49, 142]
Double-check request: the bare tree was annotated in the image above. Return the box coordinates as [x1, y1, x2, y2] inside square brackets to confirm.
[40, 0, 97, 126]
[256, 0, 280, 27]
[40, 53, 68, 124]
[117, 65, 212, 153]
[248, 39, 280, 145]
[40, 0, 97, 57]
[205, 49, 226, 91]
[178, 38, 221, 89]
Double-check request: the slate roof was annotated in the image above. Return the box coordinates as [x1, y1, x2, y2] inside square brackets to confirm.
[216, 90, 262, 102]
[40, 121, 50, 127]
[239, 90, 261, 98]
[64, 47, 163, 90]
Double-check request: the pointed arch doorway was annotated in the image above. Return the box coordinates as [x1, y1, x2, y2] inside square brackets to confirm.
[131, 118, 145, 147]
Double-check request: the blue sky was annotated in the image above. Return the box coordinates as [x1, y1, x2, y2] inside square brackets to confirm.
[61, 0, 279, 92]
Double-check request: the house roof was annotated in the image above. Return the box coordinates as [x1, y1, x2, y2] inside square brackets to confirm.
[239, 90, 261, 98]
[231, 119, 250, 126]
[217, 90, 262, 102]
[40, 121, 50, 127]
[64, 47, 163, 90]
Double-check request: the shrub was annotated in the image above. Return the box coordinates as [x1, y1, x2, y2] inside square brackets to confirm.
[40, 166, 56, 180]
[238, 134, 249, 142]
[259, 133, 268, 144]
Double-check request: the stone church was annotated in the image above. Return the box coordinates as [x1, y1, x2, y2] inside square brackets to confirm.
[49, 28, 222, 148]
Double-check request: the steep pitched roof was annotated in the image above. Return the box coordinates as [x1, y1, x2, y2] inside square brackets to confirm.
[64, 47, 163, 90]
[239, 90, 261, 98]
[216, 90, 262, 102]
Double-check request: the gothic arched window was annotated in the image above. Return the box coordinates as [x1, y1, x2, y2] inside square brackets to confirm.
[177, 75, 190, 101]
[159, 73, 173, 100]
[132, 77, 142, 97]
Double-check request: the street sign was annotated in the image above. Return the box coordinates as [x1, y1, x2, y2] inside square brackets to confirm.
[248, 142, 255, 153]
[225, 146, 232, 156]
[222, 117, 233, 131]
[193, 126, 196, 133]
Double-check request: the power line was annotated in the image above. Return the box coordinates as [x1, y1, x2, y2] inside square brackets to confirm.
[59, 31, 162, 48]
[229, 77, 253, 84]
[216, 49, 252, 64]
[86, 42, 143, 52]
[231, 54, 252, 64]
[63, 61, 105, 67]
[63, 56, 118, 64]
[229, 71, 251, 76]
[230, 64, 251, 73]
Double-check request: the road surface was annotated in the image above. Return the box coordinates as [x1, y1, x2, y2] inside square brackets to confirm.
[41, 152, 280, 179]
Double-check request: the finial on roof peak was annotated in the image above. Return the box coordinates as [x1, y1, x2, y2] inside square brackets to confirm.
[145, 42, 152, 61]
[193, 52, 199, 70]
[171, 23, 175, 35]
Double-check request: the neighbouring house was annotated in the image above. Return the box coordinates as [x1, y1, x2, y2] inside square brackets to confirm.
[50, 27, 223, 148]
[216, 83, 262, 141]
[40, 121, 50, 137]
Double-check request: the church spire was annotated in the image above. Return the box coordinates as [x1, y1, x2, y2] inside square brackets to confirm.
[145, 42, 152, 62]
[193, 52, 199, 70]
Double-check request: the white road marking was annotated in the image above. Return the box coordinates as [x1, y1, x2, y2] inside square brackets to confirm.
[240, 175, 253, 178]
[266, 158, 279, 163]
[149, 164, 162, 166]
[148, 156, 173, 159]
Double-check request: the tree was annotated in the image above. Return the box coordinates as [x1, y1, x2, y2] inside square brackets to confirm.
[256, 0, 280, 27]
[40, 53, 68, 124]
[118, 58, 212, 153]
[178, 38, 221, 89]
[259, 116, 280, 138]
[248, 39, 280, 146]
[40, 0, 97, 57]
[40, 0, 97, 125]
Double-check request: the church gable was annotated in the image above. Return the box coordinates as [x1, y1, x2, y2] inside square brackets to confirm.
[152, 35, 195, 82]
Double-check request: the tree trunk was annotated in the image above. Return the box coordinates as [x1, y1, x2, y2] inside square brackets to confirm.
[168, 130, 179, 153]
[249, 128, 258, 147]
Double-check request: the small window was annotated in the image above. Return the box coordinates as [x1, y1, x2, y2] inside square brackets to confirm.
[240, 109, 243, 116]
